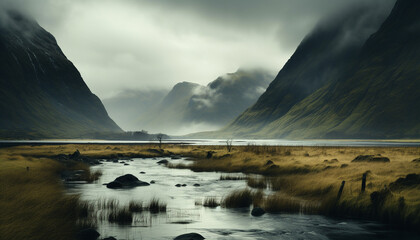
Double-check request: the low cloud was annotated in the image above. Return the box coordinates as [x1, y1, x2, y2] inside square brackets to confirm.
[0, 0, 396, 99]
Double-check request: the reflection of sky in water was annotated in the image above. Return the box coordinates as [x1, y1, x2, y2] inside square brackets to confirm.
[66, 158, 418, 240]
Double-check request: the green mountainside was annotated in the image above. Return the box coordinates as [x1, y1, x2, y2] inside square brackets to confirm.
[218, 0, 419, 139]
[0, 11, 122, 139]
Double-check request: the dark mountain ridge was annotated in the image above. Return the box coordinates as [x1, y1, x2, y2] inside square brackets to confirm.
[225, 3, 394, 136]
[218, 0, 420, 139]
[0, 11, 122, 138]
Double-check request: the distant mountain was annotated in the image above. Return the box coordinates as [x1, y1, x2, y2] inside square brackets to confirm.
[138, 69, 272, 135]
[222, 0, 420, 139]
[136, 81, 202, 134]
[0, 11, 122, 139]
[103, 89, 167, 131]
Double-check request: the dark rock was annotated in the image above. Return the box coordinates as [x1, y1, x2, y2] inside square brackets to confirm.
[206, 151, 214, 159]
[150, 180, 156, 184]
[268, 164, 279, 169]
[182, 184, 187, 187]
[175, 184, 181, 187]
[106, 174, 150, 189]
[171, 155, 182, 159]
[193, 183, 200, 187]
[157, 159, 169, 165]
[76, 228, 100, 240]
[265, 160, 274, 166]
[112, 159, 119, 163]
[251, 207, 265, 217]
[102, 237, 117, 240]
[324, 159, 339, 164]
[140, 171, 146, 174]
[106, 181, 123, 189]
[389, 173, 420, 190]
[352, 155, 390, 163]
[412, 158, 420, 163]
[174, 233, 205, 240]
[70, 150, 81, 160]
[124, 163, 129, 166]
[340, 164, 349, 168]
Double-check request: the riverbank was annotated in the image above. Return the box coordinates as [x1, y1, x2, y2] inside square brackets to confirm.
[1, 144, 419, 238]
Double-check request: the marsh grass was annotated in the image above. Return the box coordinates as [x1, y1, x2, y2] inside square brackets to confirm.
[146, 198, 167, 213]
[128, 200, 143, 212]
[220, 174, 248, 180]
[108, 207, 133, 224]
[221, 189, 263, 208]
[247, 176, 267, 189]
[203, 197, 220, 208]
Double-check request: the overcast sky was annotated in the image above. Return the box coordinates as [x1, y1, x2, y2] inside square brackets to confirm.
[1, 0, 395, 99]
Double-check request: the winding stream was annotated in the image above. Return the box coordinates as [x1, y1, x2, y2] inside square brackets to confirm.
[66, 157, 417, 240]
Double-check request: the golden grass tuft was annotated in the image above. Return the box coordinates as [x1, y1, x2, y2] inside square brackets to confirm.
[221, 188, 263, 208]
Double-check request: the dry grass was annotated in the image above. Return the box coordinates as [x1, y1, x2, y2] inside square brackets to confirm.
[220, 174, 248, 180]
[146, 198, 167, 213]
[0, 154, 80, 240]
[203, 197, 220, 208]
[221, 189, 263, 208]
[108, 207, 132, 224]
[128, 200, 143, 212]
[247, 176, 267, 189]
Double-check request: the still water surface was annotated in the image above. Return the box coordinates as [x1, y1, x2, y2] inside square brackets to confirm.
[66, 157, 418, 240]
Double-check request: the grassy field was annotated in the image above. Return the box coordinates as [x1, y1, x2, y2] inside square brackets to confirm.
[0, 143, 419, 237]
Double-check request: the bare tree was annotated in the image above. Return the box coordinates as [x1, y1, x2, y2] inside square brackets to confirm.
[156, 134, 164, 149]
[226, 139, 233, 152]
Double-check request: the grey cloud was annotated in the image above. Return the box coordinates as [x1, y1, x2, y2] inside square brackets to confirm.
[0, 0, 396, 99]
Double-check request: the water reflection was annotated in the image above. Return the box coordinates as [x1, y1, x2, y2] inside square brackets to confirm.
[66, 158, 417, 240]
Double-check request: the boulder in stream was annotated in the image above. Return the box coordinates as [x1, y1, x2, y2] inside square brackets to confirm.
[251, 207, 266, 217]
[106, 174, 150, 189]
[76, 228, 100, 240]
[174, 233, 205, 240]
[157, 159, 169, 165]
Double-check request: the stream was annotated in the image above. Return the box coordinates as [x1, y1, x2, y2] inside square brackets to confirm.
[65, 157, 418, 240]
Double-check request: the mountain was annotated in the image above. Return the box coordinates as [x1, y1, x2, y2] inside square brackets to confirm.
[138, 69, 272, 135]
[136, 81, 203, 135]
[0, 11, 122, 139]
[103, 89, 167, 131]
[220, 0, 420, 139]
[185, 69, 272, 125]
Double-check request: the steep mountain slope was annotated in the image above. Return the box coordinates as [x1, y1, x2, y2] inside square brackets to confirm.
[0, 11, 122, 138]
[226, 4, 394, 136]
[227, 0, 419, 139]
[259, 0, 420, 139]
[138, 69, 272, 135]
